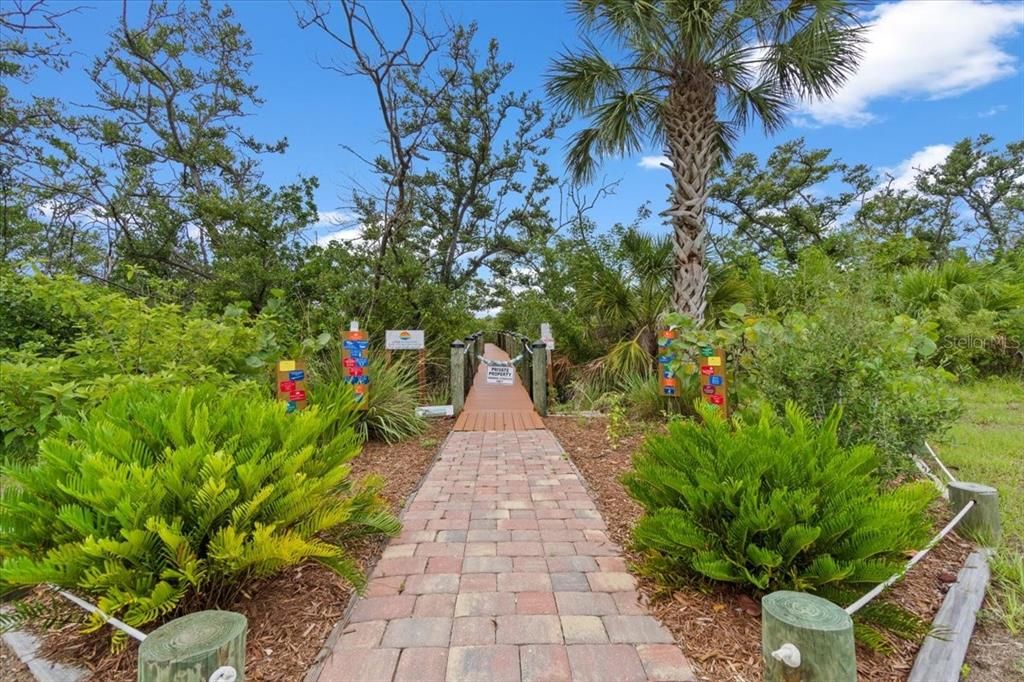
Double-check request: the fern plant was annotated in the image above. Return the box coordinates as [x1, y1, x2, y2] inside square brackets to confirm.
[623, 402, 936, 592]
[623, 402, 938, 650]
[0, 382, 399, 645]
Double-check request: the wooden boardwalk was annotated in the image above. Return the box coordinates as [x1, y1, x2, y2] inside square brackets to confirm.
[453, 344, 545, 432]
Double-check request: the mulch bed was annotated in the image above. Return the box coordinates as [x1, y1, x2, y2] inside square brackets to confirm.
[21, 419, 453, 681]
[545, 415, 974, 682]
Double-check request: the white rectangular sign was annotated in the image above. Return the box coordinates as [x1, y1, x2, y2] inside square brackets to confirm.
[415, 405, 454, 417]
[486, 365, 515, 385]
[385, 329, 425, 350]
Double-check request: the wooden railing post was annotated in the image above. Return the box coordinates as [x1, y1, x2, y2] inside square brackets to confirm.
[451, 340, 465, 416]
[138, 610, 246, 682]
[524, 335, 532, 395]
[531, 340, 548, 416]
[464, 335, 476, 382]
[761, 591, 855, 682]
[949, 482, 1001, 545]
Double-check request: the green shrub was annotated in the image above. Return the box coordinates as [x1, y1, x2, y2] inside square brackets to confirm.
[0, 383, 399, 643]
[0, 355, 235, 462]
[666, 274, 963, 465]
[623, 402, 937, 594]
[896, 258, 1024, 377]
[750, 306, 961, 465]
[0, 270, 82, 354]
[308, 354, 426, 443]
[0, 273, 297, 460]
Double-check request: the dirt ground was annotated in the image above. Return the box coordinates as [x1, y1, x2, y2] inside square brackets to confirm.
[962, 614, 1024, 681]
[13, 419, 452, 682]
[545, 414, 976, 682]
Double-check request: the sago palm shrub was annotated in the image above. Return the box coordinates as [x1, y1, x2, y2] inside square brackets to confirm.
[624, 402, 938, 649]
[624, 402, 936, 592]
[0, 382, 399, 644]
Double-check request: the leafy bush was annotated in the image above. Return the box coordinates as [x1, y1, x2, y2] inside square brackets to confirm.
[1, 383, 399, 643]
[623, 403, 937, 594]
[0, 270, 82, 354]
[0, 273, 299, 460]
[666, 272, 962, 466]
[896, 258, 1024, 377]
[309, 354, 426, 443]
[749, 305, 961, 465]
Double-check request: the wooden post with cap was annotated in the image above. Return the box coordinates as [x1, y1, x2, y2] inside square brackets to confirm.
[531, 340, 548, 416]
[138, 610, 247, 682]
[451, 340, 465, 416]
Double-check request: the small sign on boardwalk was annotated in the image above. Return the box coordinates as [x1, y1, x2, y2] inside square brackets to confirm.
[486, 364, 514, 385]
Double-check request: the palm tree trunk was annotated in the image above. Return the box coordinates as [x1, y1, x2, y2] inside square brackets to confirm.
[662, 77, 718, 325]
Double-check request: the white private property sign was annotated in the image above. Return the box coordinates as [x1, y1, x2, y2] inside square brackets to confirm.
[486, 364, 515, 385]
[385, 329, 425, 350]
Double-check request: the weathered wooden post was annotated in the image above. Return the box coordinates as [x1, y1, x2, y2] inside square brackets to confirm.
[476, 332, 484, 358]
[520, 337, 531, 397]
[531, 340, 548, 416]
[761, 591, 855, 682]
[451, 340, 465, 416]
[138, 610, 246, 682]
[949, 482, 1001, 545]
[465, 335, 476, 381]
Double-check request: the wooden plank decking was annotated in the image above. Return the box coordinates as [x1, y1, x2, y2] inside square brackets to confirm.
[453, 343, 545, 432]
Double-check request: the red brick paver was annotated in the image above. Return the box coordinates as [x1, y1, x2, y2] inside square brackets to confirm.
[315, 428, 694, 681]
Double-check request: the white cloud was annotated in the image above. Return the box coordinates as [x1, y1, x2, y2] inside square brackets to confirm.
[878, 143, 953, 191]
[315, 210, 352, 226]
[315, 226, 363, 246]
[638, 155, 671, 170]
[803, 1, 1024, 126]
[312, 210, 365, 246]
[978, 104, 1008, 118]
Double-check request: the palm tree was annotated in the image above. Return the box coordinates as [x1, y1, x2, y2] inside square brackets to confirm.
[547, 0, 863, 324]
[577, 226, 752, 382]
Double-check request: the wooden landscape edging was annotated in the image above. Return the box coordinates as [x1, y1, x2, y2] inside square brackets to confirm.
[907, 550, 991, 682]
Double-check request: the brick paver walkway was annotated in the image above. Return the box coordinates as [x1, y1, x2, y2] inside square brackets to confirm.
[315, 428, 696, 681]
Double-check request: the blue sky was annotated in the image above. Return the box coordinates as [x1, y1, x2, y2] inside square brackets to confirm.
[20, 0, 1024, 243]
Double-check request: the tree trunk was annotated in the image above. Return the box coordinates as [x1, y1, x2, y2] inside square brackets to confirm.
[662, 76, 718, 325]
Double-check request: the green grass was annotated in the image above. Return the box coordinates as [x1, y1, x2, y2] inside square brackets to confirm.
[932, 376, 1024, 635]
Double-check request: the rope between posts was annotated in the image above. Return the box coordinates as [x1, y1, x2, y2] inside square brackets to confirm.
[480, 354, 524, 367]
[844, 499, 976, 615]
[53, 586, 148, 642]
[925, 441, 957, 482]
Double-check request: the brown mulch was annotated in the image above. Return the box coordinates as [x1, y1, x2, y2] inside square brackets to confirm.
[23, 419, 453, 681]
[545, 415, 975, 682]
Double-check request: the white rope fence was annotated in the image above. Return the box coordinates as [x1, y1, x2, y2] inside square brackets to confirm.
[479, 354, 524, 367]
[925, 441, 957, 482]
[53, 586, 148, 642]
[845, 498, 976, 615]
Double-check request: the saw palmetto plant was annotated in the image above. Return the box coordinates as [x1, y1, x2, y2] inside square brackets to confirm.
[1, 382, 399, 646]
[548, 0, 864, 323]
